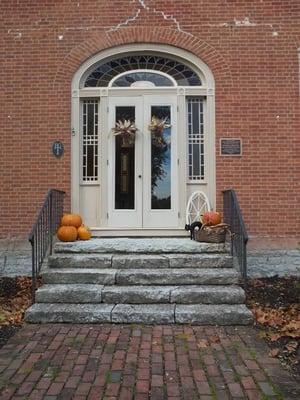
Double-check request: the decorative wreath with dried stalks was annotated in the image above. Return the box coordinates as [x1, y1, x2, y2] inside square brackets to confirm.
[112, 119, 137, 146]
[148, 116, 171, 147]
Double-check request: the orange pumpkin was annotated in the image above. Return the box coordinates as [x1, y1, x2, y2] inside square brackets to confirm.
[57, 226, 78, 242]
[202, 211, 222, 226]
[77, 225, 92, 241]
[61, 213, 82, 228]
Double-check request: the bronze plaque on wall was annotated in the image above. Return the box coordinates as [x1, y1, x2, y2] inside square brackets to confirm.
[220, 139, 242, 156]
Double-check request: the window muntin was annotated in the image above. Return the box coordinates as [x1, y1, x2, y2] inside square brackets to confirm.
[187, 97, 204, 181]
[84, 54, 202, 87]
[82, 100, 99, 182]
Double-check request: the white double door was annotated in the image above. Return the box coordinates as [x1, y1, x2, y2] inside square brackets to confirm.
[107, 95, 179, 228]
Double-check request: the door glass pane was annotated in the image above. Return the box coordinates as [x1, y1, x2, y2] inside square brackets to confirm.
[151, 105, 171, 209]
[115, 106, 135, 209]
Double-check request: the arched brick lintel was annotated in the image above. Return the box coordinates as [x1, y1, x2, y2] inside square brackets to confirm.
[54, 27, 232, 89]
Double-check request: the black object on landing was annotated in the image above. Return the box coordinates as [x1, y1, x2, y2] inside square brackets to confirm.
[185, 221, 203, 240]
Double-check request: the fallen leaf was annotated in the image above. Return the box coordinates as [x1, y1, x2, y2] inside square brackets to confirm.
[269, 333, 281, 342]
[197, 339, 209, 348]
[285, 331, 300, 338]
[282, 320, 300, 332]
[258, 330, 268, 339]
[269, 348, 280, 357]
[176, 333, 191, 341]
[285, 341, 298, 353]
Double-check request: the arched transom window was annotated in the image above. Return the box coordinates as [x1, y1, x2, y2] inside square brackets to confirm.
[83, 54, 202, 87]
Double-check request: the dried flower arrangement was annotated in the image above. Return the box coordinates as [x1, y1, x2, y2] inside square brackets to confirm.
[112, 119, 137, 147]
[148, 116, 171, 147]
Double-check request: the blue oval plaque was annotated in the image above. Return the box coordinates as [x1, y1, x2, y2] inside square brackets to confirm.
[52, 141, 64, 158]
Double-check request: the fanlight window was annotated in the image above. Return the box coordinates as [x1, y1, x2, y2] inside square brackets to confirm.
[83, 55, 202, 87]
[111, 71, 174, 87]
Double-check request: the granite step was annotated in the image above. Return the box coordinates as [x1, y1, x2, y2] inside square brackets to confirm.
[35, 284, 245, 304]
[42, 268, 239, 285]
[35, 284, 104, 303]
[25, 303, 253, 325]
[54, 238, 229, 254]
[42, 269, 117, 285]
[48, 253, 233, 269]
[115, 268, 239, 285]
[175, 304, 253, 325]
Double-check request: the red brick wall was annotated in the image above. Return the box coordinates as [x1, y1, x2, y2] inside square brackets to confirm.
[1, 0, 299, 238]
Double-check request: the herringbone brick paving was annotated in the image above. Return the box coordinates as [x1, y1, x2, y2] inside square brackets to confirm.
[0, 324, 299, 399]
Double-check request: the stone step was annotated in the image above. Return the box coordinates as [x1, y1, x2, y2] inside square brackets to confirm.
[115, 268, 239, 285]
[54, 238, 229, 254]
[42, 269, 116, 285]
[25, 303, 113, 324]
[35, 284, 104, 303]
[35, 284, 245, 304]
[174, 304, 253, 325]
[170, 285, 245, 304]
[42, 268, 239, 285]
[25, 303, 253, 325]
[48, 253, 233, 269]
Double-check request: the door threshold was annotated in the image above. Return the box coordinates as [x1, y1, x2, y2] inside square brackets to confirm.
[91, 228, 189, 237]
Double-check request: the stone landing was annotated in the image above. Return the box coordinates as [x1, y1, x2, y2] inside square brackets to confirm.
[25, 238, 252, 325]
[54, 238, 229, 254]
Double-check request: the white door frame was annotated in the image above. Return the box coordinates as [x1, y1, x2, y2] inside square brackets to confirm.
[107, 93, 180, 229]
[71, 44, 216, 232]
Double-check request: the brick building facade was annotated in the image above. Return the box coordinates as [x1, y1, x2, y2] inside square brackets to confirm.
[1, 0, 299, 239]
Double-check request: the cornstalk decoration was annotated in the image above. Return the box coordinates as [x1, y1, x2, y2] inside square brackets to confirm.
[148, 116, 171, 147]
[112, 119, 137, 147]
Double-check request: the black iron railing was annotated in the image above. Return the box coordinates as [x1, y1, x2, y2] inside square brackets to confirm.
[28, 189, 65, 301]
[222, 189, 248, 279]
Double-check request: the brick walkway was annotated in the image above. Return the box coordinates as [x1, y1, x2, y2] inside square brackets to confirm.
[0, 324, 299, 400]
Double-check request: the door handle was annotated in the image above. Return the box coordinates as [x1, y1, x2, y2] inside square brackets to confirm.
[138, 175, 142, 178]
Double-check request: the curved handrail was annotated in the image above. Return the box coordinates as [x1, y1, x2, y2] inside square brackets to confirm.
[28, 189, 65, 242]
[227, 189, 248, 243]
[28, 189, 65, 301]
[222, 189, 248, 279]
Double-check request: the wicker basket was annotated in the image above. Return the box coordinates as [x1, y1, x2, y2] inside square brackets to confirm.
[194, 224, 230, 243]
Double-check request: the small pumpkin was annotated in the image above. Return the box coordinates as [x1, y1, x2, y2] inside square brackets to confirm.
[57, 226, 78, 242]
[61, 213, 82, 228]
[77, 225, 92, 241]
[202, 211, 222, 226]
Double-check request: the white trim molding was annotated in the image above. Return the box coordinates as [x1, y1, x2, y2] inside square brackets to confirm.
[72, 44, 215, 90]
[71, 43, 216, 231]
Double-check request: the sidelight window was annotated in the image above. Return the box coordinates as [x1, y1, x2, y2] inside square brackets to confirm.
[82, 100, 99, 182]
[187, 97, 205, 181]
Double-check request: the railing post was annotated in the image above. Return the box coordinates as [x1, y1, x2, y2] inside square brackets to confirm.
[49, 192, 53, 255]
[229, 192, 234, 257]
[242, 235, 248, 280]
[30, 239, 36, 303]
[243, 245, 247, 280]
